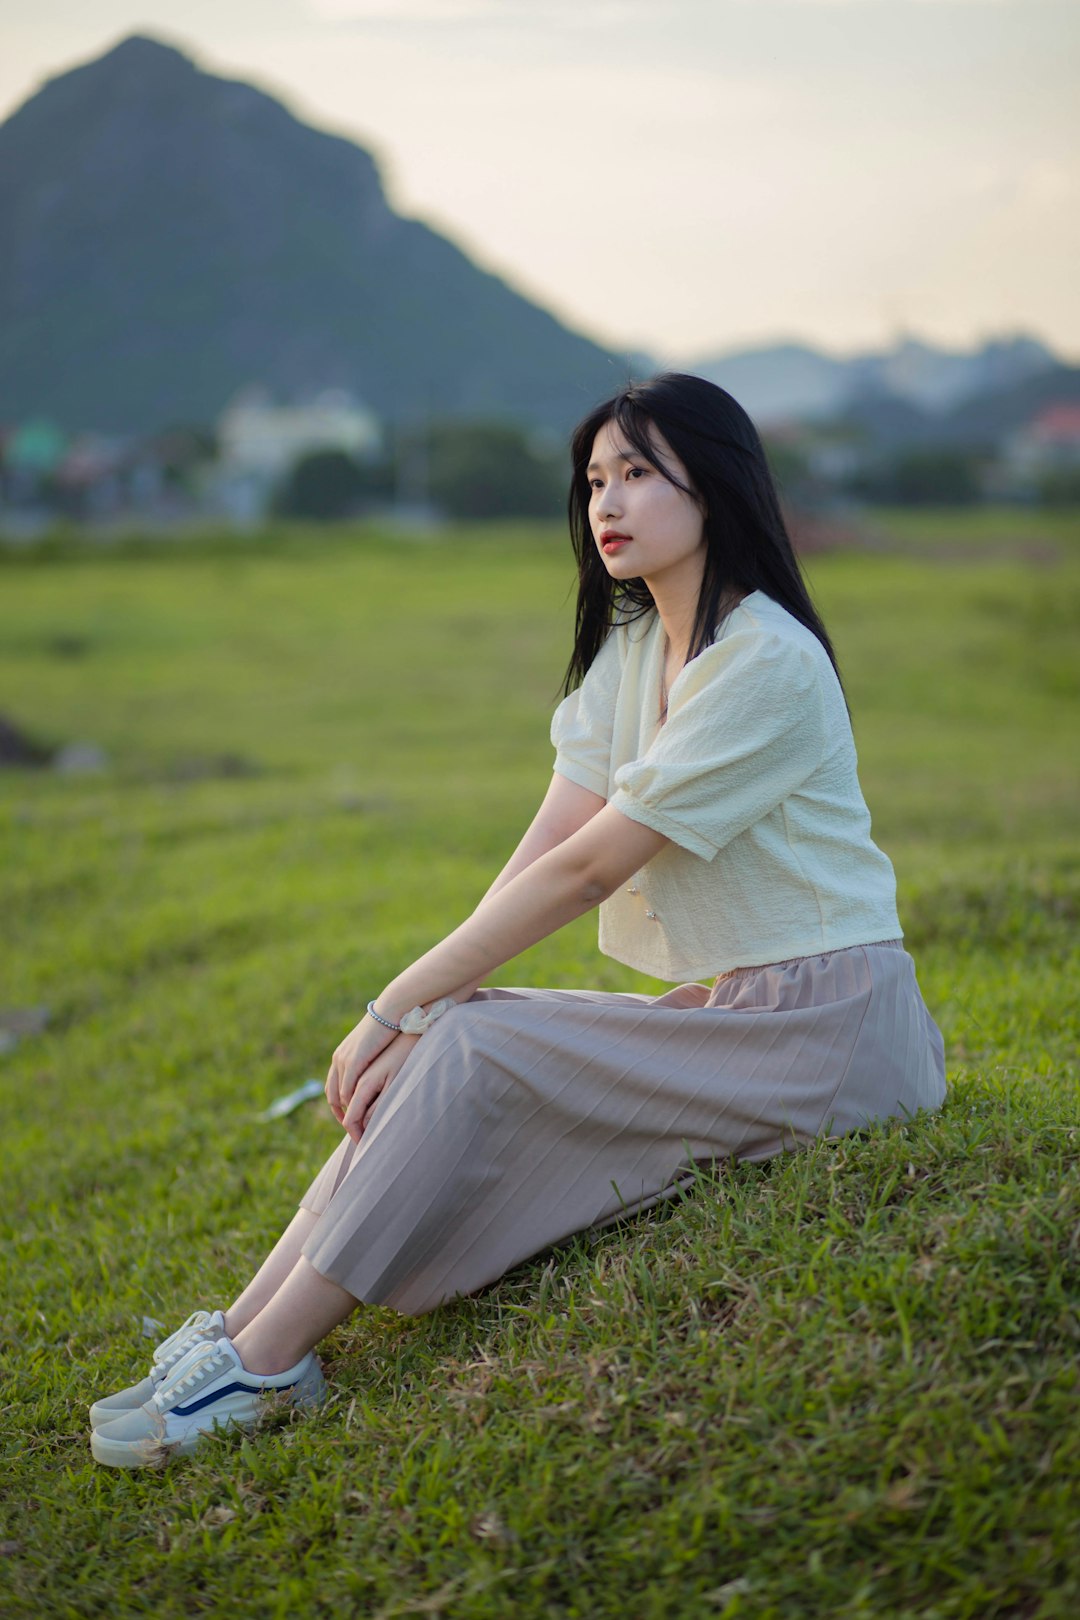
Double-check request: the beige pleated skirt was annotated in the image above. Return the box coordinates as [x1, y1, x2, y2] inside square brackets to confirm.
[298, 940, 946, 1316]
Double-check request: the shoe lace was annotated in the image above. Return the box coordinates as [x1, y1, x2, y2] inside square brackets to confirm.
[154, 1309, 217, 1366]
[153, 1324, 215, 1376]
[153, 1342, 231, 1410]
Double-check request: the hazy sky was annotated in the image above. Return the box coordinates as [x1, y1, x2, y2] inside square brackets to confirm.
[3, 0, 1078, 363]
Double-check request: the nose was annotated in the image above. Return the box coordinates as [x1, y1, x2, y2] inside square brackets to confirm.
[594, 480, 622, 523]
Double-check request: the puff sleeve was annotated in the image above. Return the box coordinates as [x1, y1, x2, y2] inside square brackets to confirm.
[608, 629, 829, 859]
[549, 628, 622, 797]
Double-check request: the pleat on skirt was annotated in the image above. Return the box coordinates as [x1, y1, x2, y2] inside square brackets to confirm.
[298, 939, 946, 1316]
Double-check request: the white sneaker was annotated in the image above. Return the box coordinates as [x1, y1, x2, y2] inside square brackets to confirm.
[89, 1335, 327, 1469]
[88, 1309, 226, 1428]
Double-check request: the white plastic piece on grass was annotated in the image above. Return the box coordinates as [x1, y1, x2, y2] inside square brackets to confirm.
[258, 1078, 325, 1121]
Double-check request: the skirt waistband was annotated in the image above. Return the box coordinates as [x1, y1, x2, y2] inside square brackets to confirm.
[711, 938, 905, 983]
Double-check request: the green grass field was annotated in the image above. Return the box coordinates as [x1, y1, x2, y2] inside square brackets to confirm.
[1, 509, 1078, 1618]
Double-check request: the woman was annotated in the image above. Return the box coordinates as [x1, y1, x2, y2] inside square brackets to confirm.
[89, 373, 946, 1469]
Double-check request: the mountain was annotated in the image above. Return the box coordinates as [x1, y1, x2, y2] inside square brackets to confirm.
[0, 35, 621, 435]
[3, 34, 1072, 449]
[680, 342, 852, 425]
[828, 361, 1080, 454]
[932, 364, 1080, 447]
[689, 333, 1063, 428]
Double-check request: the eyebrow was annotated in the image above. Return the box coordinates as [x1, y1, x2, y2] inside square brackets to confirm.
[586, 451, 637, 474]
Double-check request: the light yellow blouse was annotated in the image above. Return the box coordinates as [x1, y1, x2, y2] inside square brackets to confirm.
[550, 590, 902, 980]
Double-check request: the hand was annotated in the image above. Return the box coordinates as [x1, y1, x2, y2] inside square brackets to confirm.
[339, 1032, 421, 1143]
[325, 1012, 400, 1131]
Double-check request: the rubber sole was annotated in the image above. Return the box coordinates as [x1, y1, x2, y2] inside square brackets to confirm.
[89, 1375, 329, 1466]
[90, 1425, 205, 1468]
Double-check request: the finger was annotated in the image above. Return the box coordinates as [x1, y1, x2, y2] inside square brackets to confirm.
[337, 1058, 362, 1119]
[343, 1073, 384, 1141]
[325, 1058, 345, 1122]
[342, 1087, 371, 1141]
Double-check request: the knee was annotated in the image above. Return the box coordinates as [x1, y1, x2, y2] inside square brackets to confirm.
[401, 1009, 515, 1110]
[415, 999, 498, 1060]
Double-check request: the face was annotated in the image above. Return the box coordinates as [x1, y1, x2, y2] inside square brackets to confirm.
[586, 420, 706, 594]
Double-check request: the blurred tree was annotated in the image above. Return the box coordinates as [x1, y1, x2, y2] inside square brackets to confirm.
[420, 422, 565, 520]
[274, 448, 390, 520]
[850, 448, 984, 505]
[153, 424, 218, 493]
[760, 436, 820, 507]
[1037, 466, 1080, 505]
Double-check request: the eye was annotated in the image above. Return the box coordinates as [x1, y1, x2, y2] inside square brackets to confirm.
[627, 466, 646, 479]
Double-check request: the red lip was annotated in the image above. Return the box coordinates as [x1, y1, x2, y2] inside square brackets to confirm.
[600, 531, 630, 541]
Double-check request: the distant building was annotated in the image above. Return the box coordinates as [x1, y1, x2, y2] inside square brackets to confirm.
[53, 433, 129, 517]
[1, 418, 69, 504]
[996, 403, 1080, 499]
[218, 386, 381, 477]
[211, 385, 381, 522]
[1005, 403, 1080, 471]
[761, 418, 866, 490]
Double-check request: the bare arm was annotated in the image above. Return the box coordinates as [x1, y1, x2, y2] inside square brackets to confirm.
[328, 787, 669, 1138]
[443, 770, 609, 1006]
[378, 801, 666, 1018]
[326, 771, 609, 1138]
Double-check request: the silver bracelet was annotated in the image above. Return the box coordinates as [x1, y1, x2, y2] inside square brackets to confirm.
[366, 1000, 401, 1032]
[366, 997, 458, 1035]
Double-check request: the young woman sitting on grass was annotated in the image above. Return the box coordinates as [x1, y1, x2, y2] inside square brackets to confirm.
[88, 372, 947, 1468]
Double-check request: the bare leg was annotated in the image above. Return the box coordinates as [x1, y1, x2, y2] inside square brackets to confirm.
[223, 1208, 322, 1338]
[231, 1257, 358, 1375]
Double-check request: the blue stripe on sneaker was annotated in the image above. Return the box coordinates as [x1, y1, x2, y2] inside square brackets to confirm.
[172, 1379, 296, 1416]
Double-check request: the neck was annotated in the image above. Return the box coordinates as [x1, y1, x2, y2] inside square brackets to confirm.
[645, 556, 706, 667]
[651, 576, 749, 678]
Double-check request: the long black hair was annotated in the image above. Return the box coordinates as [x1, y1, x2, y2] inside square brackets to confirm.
[562, 372, 841, 695]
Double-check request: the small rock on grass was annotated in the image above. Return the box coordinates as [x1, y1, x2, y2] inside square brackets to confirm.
[53, 741, 109, 774]
[0, 1006, 51, 1053]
